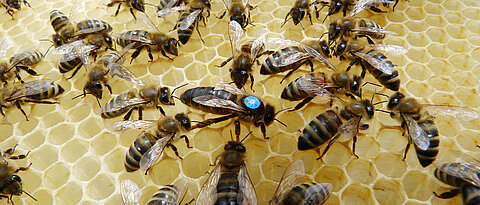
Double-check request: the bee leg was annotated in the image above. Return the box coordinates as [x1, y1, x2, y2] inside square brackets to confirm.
[14, 71, 25, 84]
[129, 8, 137, 21]
[146, 46, 155, 62]
[123, 108, 134, 121]
[403, 139, 412, 161]
[217, 11, 226, 19]
[17, 66, 38, 76]
[342, 4, 348, 16]
[137, 107, 143, 120]
[3, 144, 18, 158]
[191, 114, 236, 129]
[113, 2, 121, 16]
[393, 0, 399, 11]
[346, 58, 360, 72]
[254, 121, 269, 140]
[317, 133, 341, 160]
[216, 56, 233, 67]
[282, 10, 293, 28]
[369, 6, 386, 13]
[159, 49, 173, 60]
[167, 143, 183, 160]
[7, 151, 29, 160]
[359, 60, 367, 79]
[234, 120, 241, 139]
[249, 74, 255, 92]
[130, 46, 144, 64]
[66, 63, 83, 80]
[23, 0, 31, 7]
[105, 83, 113, 94]
[307, 11, 313, 25]
[14, 101, 28, 121]
[22, 99, 57, 104]
[195, 20, 205, 43]
[290, 96, 315, 112]
[157, 105, 166, 116]
[180, 135, 192, 148]
[14, 162, 32, 173]
[280, 67, 301, 84]
[352, 135, 359, 158]
[433, 189, 460, 199]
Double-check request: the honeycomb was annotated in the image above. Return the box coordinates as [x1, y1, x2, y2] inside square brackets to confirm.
[0, 0, 479, 204]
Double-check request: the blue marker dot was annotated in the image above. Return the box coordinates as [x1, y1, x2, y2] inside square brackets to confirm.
[244, 96, 261, 109]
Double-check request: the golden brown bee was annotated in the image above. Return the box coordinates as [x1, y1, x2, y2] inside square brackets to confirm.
[121, 178, 189, 205]
[107, 0, 148, 20]
[1, 0, 31, 18]
[49, 10, 76, 42]
[180, 82, 282, 140]
[327, 17, 395, 45]
[115, 30, 179, 62]
[270, 160, 332, 205]
[175, 0, 211, 44]
[219, 0, 254, 29]
[282, 0, 315, 29]
[433, 161, 480, 204]
[109, 113, 192, 173]
[0, 145, 36, 204]
[0, 79, 64, 120]
[196, 132, 256, 205]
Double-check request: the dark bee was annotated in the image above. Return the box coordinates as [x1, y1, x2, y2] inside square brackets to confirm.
[316, 0, 355, 21]
[107, 0, 148, 20]
[49, 10, 76, 41]
[433, 161, 480, 205]
[270, 160, 332, 205]
[334, 38, 404, 91]
[196, 132, 256, 205]
[180, 82, 280, 140]
[0, 79, 64, 121]
[109, 113, 192, 173]
[282, 0, 315, 29]
[298, 94, 376, 159]
[219, 0, 254, 29]
[259, 38, 334, 83]
[327, 17, 396, 45]
[1, 0, 31, 18]
[0, 145, 36, 204]
[115, 30, 179, 62]
[121, 178, 189, 205]
[175, 0, 211, 44]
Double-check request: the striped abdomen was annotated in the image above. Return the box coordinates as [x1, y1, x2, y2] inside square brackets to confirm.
[358, 19, 386, 39]
[76, 19, 112, 33]
[279, 183, 332, 205]
[363, 50, 400, 91]
[96, 52, 123, 67]
[125, 132, 159, 172]
[58, 55, 82, 73]
[434, 162, 476, 188]
[215, 169, 241, 204]
[180, 87, 238, 115]
[463, 185, 480, 205]
[49, 10, 75, 38]
[147, 185, 180, 205]
[12, 51, 43, 67]
[27, 81, 65, 100]
[413, 118, 439, 167]
[281, 72, 326, 101]
[177, 9, 196, 45]
[298, 110, 342, 150]
[101, 91, 137, 119]
[260, 46, 306, 75]
[117, 30, 149, 49]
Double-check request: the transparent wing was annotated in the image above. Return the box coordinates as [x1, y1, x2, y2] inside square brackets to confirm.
[109, 63, 145, 85]
[423, 104, 480, 122]
[68, 0, 85, 22]
[97, 97, 149, 114]
[7, 80, 55, 101]
[347, 0, 372, 17]
[196, 163, 221, 205]
[139, 134, 174, 170]
[371, 44, 407, 55]
[242, 0, 249, 7]
[120, 179, 141, 205]
[440, 162, 480, 187]
[351, 27, 397, 35]
[0, 37, 12, 57]
[8, 48, 40, 70]
[179, 9, 202, 30]
[112, 33, 152, 44]
[402, 114, 430, 150]
[222, 0, 231, 8]
[157, 0, 187, 17]
[299, 183, 333, 205]
[173, 178, 189, 205]
[192, 95, 246, 113]
[270, 160, 305, 205]
[303, 44, 336, 70]
[353, 51, 393, 75]
[250, 31, 269, 62]
[238, 163, 257, 205]
[54, 40, 96, 65]
[338, 117, 361, 140]
[108, 120, 157, 132]
[74, 27, 108, 36]
[112, 42, 136, 65]
[214, 81, 247, 95]
[296, 72, 337, 97]
[229, 21, 244, 56]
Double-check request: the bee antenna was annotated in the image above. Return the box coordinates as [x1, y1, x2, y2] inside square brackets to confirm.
[375, 109, 391, 115]
[321, 14, 329, 23]
[171, 95, 182, 102]
[22, 190, 37, 201]
[43, 44, 54, 57]
[374, 92, 389, 99]
[72, 93, 86, 100]
[281, 17, 292, 28]
[172, 83, 188, 95]
[370, 88, 377, 102]
[229, 130, 234, 142]
[373, 100, 387, 106]
[240, 131, 253, 143]
[96, 98, 101, 107]
[274, 107, 290, 116]
[274, 119, 287, 127]
[319, 32, 328, 41]
[39, 38, 53, 43]
[299, 21, 305, 30]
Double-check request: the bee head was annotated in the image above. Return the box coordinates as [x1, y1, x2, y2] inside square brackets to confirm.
[85, 82, 104, 99]
[103, 34, 114, 49]
[320, 40, 331, 57]
[328, 23, 342, 43]
[203, 0, 211, 9]
[9, 1, 21, 10]
[334, 39, 347, 56]
[361, 99, 375, 118]
[387, 92, 405, 111]
[52, 34, 65, 47]
[290, 8, 305, 25]
[132, 0, 145, 12]
[2, 175, 22, 196]
[350, 75, 362, 97]
[159, 87, 175, 105]
[231, 70, 248, 89]
[164, 38, 179, 56]
[224, 141, 246, 153]
[175, 113, 191, 131]
[328, 0, 342, 15]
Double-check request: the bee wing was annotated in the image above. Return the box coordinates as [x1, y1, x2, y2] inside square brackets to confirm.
[179, 9, 202, 30]
[173, 178, 190, 205]
[299, 183, 333, 205]
[347, 0, 372, 17]
[441, 162, 480, 187]
[229, 21, 244, 57]
[193, 95, 246, 113]
[157, 5, 188, 17]
[221, 0, 232, 8]
[351, 27, 397, 35]
[97, 97, 149, 114]
[54, 40, 96, 65]
[8, 48, 39, 70]
[196, 163, 222, 205]
[214, 81, 247, 95]
[423, 104, 479, 122]
[353, 51, 393, 75]
[68, 0, 85, 22]
[270, 160, 305, 205]
[271, 52, 311, 68]
[238, 163, 257, 205]
[139, 134, 173, 171]
[338, 117, 361, 140]
[401, 114, 430, 151]
[74, 27, 108, 36]
[112, 33, 152, 44]
[297, 73, 337, 97]
[303, 44, 336, 70]
[109, 63, 145, 86]
[0, 37, 12, 57]
[371, 44, 407, 55]
[120, 179, 141, 205]
[108, 120, 157, 132]
[6, 80, 55, 101]
[250, 31, 269, 62]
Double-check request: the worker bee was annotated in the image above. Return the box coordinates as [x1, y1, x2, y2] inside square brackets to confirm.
[334, 38, 406, 91]
[219, 0, 254, 29]
[98, 82, 187, 120]
[327, 17, 396, 45]
[0, 79, 64, 121]
[259, 37, 334, 83]
[298, 93, 377, 159]
[270, 160, 332, 205]
[121, 178, 189, 205]
[347, 0, 394, 17]
[196, 132, 256, 205]
[180, 82, 284, 140]
[0, 145, 36, 204]
[1, 49, 46, 84]
[1, 0, 31, 18]
[175, 0, 211, 44]
[109, 113, 192, 173]
[385, 92, 479, 167]
[107, 0, 151, 20]
[316, 0, 355, 22]
[282, 0, 315, 29]
[156, 0, 187, 17]
[115, 30, 179, 62]
[49, 10, 76, 42]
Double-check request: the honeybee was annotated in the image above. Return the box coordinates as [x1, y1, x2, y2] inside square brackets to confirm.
[385, 92, 479, 167]
[175, 0, 211, 44]
[259, 37, 334, 83]
[282, 0, 315, 29]
[334, 38, 406, 91]
[156, 0, 187, 17]
[298, 93, 376, 159]
[1, 0, 31, 18]
[196, 132, 256, 205]
[109, 113, 192, 173]
[316, 0, 355, 22]
[115, 30, 179, 62]
[270, 160, 332, 205]
[180, 82, 283, 140]
[98, 83, 187, 120]
[107, 0, 149, 20]
[347, 0, 394, 17]
[0, 79, 64, 121]
[327, 17, 396, 45]
[49, 10, 76, 42]
[219, 0, 254, 29]
[0, 145, 36, 204]
[121, 178, 189, 205]
[2, 49, 45, 84]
